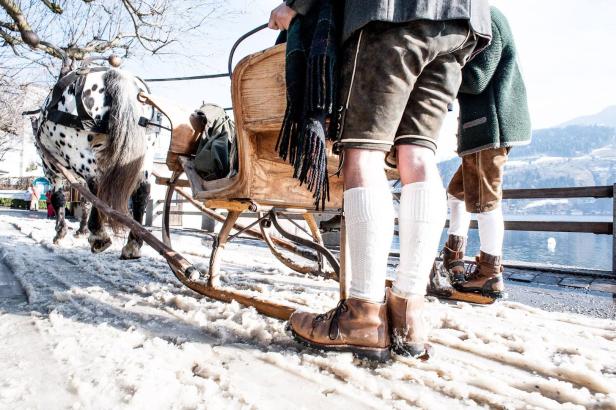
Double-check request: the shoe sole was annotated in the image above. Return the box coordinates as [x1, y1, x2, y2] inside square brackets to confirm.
[392, 342, 433, 361]
[291, 329, 391, 363]
[450, 286, 504, 303]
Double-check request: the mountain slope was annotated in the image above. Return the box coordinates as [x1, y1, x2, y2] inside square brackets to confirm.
[560, 105, 616, 128]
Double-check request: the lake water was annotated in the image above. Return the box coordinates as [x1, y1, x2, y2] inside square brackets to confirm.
[392, 215, 613, 271]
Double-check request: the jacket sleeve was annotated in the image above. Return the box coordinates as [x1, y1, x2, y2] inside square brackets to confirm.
[286, 0, 318, 15]
[459, 24, 503, 95]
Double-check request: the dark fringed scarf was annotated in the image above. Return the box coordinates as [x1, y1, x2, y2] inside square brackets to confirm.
[276, 0, 341, 209]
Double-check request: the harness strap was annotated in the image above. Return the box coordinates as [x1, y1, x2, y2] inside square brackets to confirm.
[74, 74, 90, 122]
[45, 66, 110, 133]
[46, 110, 108, 133]
[47, 71, 78, 113]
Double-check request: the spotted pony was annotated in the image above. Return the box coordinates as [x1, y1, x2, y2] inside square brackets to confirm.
[34, 66, 157, 259]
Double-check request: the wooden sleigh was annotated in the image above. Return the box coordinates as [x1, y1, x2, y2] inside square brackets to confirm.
[143, 43, 495, 314]
[140, 44, 349, 319]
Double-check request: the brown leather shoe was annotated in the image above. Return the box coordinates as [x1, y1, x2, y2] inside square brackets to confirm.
[442, 234, 466, 284]
[454, 251, 505, 298]
[386, 289, 432, 360]
[289, 298, 391, 362]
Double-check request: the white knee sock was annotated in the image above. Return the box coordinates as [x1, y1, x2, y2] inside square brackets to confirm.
[345, 187, 394, 303]
[477, 206, 504, 256]
[394, 182, 447, 298]
[447, 194, 471, 238]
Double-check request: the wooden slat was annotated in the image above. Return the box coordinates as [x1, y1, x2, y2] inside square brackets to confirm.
[234, 44, 287, 129]
[445, 220, 613, 235]
[155, 175, 191, 188]
[163, 211, 204, 216]
[249, 157, 344, 209]
[203, 199, 254, 212]
[502, 186, 613, 199]
[156, 199, 189, 204]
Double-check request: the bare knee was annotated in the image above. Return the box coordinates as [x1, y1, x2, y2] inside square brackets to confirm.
[342, 148, 388, 190]
[397, 145, 440, 185]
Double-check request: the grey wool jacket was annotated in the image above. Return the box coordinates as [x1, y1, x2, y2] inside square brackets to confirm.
[457, 7, 531, 156]
[286, 0, 492, 44]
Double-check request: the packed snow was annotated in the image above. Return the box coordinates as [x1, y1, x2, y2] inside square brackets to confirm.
[0, 212, 615, 409]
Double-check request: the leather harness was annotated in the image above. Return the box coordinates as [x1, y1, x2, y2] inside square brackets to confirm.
[43, 66, 153, 134]
[44, 66, 110, 134]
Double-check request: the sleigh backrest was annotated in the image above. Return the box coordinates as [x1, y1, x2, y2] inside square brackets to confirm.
[229, 44, 344, 209]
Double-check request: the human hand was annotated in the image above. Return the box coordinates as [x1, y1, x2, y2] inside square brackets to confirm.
[268, 3, 297, 30]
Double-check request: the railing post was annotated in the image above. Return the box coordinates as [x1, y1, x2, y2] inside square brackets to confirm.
[145, 199, 154, 227]
[201, 214, 217, 232]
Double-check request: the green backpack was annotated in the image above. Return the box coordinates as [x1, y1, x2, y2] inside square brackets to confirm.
[193, 104, 237, 181]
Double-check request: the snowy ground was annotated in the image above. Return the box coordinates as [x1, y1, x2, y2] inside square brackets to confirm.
[0, 210, 615, 410]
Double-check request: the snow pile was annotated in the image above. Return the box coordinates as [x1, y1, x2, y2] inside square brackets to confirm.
[0, 213, 615, 409]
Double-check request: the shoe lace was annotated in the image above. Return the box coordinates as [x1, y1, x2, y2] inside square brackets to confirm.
[313, 299, 348, 340]
[465, 260, 479, 280]
[443, 246, 465, 271]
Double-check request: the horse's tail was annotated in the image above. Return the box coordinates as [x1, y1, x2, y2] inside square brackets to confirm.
[97, 68, 147, 231]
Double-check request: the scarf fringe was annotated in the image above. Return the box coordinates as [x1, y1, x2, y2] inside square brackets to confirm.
[276, 115, 330, 209]
[293, 119, 329, 209]
[276, 106, 300, 164]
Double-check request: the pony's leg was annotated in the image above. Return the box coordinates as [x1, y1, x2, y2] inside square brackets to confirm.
[51, 189, 68, 244]
[121, 180, 150, 260]
[41, 160, 67, 244]
[86, 179, 112, 254]
[88, 207, 112, 253]
[74, 196, 91, 237]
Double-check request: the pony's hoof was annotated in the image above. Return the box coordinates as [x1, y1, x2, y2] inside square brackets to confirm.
[120, 244, 141, 260]
[119, 253, 141, 260]
[89, 232, 112, 254]
[90, 238, 112, 254]
[53, 229, 68, 244]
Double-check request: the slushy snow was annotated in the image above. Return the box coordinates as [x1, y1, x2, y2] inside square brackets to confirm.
[0, 213, 614, 410]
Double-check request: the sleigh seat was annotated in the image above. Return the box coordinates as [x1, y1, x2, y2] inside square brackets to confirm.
[168, 44, 344, 210]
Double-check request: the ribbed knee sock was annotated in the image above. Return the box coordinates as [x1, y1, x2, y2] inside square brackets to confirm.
[447, 194, 471, 238]
[344, 187, 394, 303]
[394, 182, 447, 298]
[477, 206, 504, 256]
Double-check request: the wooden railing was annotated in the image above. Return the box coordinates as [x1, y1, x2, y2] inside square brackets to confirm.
[391, 184, 613, 275]
[454, 184, 615, 274]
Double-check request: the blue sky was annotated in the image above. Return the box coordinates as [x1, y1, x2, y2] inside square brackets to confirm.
[123, 0, 616, 160]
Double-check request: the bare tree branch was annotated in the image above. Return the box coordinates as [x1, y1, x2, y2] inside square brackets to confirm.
[0, 0, 39, 47]
[40, 0, 62, 14]
[1, 0, 232, 78]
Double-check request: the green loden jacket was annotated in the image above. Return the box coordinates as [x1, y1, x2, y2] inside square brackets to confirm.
[457, 6, 531, 156]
